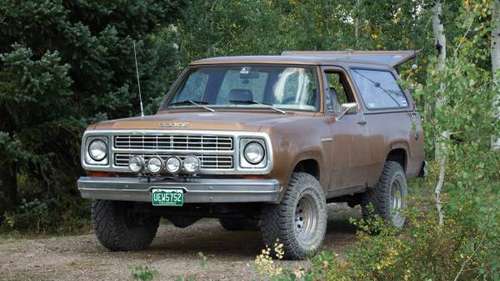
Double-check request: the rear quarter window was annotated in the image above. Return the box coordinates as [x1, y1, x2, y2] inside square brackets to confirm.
[351, 69, 408, 110]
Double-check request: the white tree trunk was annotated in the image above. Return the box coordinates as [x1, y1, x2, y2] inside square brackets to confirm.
[432, 0, 447, 226]
[354, 0, 360, 48]
[432, 1, 446, 72]
[492, 0, 500, 150]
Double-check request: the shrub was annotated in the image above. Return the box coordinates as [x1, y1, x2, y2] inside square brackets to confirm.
[1, 196, 90, 234]
[131, 265, 158, 281]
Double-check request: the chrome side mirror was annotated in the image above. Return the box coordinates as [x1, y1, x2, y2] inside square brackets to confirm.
[336, 103, 357, 121]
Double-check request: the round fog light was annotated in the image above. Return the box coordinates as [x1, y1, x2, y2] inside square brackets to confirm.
[183, 156, 200, 173]
[129, 156, 145, 173]
[165, 157, 181, 174]
[146, 156, 164, 174]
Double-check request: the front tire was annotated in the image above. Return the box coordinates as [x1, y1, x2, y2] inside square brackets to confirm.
[362, 161, 408, 228]
[92, 200, 160, 251]
[260, 172, 327, 260]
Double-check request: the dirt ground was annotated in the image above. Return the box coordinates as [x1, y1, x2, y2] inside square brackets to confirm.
[0, 204, 360, 281]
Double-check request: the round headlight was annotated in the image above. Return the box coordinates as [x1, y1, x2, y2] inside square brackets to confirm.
[183, 156, 200, 173]
[165, 157, 181, 174]
[244, 142, 265, 164]
[129, 156, 145, 173]
[146, 156, 164, 174]
[88, 139, 107, 161]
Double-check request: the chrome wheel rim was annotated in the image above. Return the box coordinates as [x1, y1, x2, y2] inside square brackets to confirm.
[390, 177, 405, 227]
[294, 193, 318, 244]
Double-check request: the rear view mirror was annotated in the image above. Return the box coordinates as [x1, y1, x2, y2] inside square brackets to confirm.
[336, 103, 357, 121]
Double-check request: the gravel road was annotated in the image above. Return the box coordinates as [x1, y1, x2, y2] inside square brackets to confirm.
[0, 204, 359, 281]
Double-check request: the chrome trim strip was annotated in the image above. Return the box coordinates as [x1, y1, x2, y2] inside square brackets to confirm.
[81, 130, 273, 175]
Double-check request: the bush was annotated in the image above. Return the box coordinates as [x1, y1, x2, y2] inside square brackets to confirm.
[1, 196, 90, 234]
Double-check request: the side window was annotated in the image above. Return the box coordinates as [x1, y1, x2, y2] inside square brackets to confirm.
[351, 69, 408, 110]
[324, 71, 354, 113]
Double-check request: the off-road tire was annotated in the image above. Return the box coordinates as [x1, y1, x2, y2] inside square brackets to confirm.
[362, 161, 408, 228]
[92, 200, 160, 251]
[219, 218, 259, 231]
[260, 172, 327, 260]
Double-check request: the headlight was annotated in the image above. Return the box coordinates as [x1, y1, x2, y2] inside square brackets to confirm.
[183, 156, 200, 173]
[244, 142, 265, 164]
[88, 139, 107, 161]
[129, 155, 145, 173]
[165, 157, 181, 174]
[146, 156, 163, 174]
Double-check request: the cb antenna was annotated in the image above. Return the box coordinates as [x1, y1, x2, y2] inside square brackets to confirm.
[133, 41, 145, 117]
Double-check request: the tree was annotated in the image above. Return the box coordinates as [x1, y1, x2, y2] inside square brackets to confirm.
[431, 0, 447, 226]
[0, 1, 183, 218]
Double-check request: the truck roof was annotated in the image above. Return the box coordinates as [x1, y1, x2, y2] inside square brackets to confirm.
[191, 50, 417, 68]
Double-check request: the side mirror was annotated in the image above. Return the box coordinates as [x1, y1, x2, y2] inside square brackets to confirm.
[336, 103, 357, 121]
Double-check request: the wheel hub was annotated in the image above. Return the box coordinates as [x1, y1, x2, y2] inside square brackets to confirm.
[390, 177, 405, 227]
[294, 194, 318, 243]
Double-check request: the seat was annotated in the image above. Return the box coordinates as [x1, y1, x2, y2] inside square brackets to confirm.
[326, 87, 342, 113]
[229, 89, 254, 103]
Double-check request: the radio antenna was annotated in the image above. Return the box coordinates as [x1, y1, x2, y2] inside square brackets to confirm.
[133, 41, 145, 117]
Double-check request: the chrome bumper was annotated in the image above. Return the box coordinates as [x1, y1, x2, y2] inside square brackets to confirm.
[78, 176, 283, 203]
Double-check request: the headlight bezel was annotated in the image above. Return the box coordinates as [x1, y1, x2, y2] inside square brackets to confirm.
[84, 136, 109, 165]
[239, 138, 268, 169]
[88, 139, 108, 161]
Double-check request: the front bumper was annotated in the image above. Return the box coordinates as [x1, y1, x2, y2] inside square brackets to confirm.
[78, 176, 283, 203]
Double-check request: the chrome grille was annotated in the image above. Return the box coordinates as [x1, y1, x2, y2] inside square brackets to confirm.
[114, 153, 234, 170]
[114, 134, 233, 151]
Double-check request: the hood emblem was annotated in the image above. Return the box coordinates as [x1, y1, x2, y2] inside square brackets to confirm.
[159, 122, 189, 128]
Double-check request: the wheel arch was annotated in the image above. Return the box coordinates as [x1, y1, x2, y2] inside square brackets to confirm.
[288, 151, 328, 192]
[385, 146, 408, 172]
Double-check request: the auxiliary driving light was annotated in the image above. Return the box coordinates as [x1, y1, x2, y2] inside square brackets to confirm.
[146, 156, 164, 174]
[165, 157, 181, 174]
[182, 156, 200, 173]
[129, 155, 145, 173]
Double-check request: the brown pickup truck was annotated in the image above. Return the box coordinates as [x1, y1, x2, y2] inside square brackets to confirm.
[78, 51, 425, 260]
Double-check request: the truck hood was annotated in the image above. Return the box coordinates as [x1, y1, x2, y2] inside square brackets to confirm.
[91, 110, 317, 132]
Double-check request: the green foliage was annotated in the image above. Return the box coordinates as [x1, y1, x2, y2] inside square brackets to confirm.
[131, 265, 158, 281]
[251, 1, 499, 281]
[0, 0, 183, 230]
[1, 196, 90, 234]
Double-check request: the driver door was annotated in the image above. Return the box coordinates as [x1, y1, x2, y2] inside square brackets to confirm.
[322, 67, 370, 195]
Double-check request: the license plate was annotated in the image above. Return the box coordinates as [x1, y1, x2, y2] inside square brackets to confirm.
[151, 188, 184, 207]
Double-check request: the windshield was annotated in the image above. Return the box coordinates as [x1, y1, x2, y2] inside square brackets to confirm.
[160, 65, 319, 112]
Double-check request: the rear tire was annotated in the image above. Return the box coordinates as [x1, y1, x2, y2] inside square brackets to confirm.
[260, 172, 327, 260]
[219, 218, 259, 231]
[92, 200, 159, 251]
[362, 161, 408, 228]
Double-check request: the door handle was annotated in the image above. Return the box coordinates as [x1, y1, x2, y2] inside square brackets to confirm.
[357, 120, 367, 125]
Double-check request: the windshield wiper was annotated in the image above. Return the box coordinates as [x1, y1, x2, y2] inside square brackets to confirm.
[230, 100, 286, 114]
[169, 99, 215, 112]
